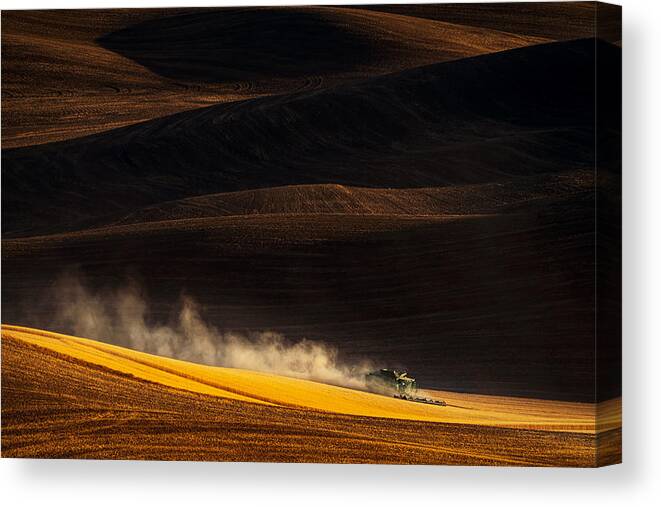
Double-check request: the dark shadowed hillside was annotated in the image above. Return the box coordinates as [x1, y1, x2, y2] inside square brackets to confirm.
[2, 39, 620, 237]
[97, 7, 543, 83]
[2, 168, 611, 401]
[109, 171, 594, 226]
[2, 7, 541, 148]
[354, 2, 621, 43]
[1, 6, 621, 406]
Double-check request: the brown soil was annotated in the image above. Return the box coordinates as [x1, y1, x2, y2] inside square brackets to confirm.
[2, 333, 618, 465]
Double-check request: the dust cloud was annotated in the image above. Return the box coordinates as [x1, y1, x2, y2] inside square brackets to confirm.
[48, 272, 374, 390]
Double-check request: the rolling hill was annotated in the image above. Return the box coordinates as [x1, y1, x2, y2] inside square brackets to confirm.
[0, 38, 622, 403]
[1, 325, 621, 464]
[1, 7, 543, 148]
[108, 171, 594, 226]
[354, 2, 621, 43]
[2, 177, 604, 401]
[2, 39, 620, 237]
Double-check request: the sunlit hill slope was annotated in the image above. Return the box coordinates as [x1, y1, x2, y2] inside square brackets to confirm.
[2, 325, 620, 464]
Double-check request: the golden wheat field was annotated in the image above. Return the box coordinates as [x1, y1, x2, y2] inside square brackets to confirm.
[1, 325, 621, 465]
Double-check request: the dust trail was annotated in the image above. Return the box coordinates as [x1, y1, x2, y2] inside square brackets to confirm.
[48, 272, 374, 390]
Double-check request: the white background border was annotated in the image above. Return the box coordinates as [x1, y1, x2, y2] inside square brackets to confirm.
[1, 0, 659, 505]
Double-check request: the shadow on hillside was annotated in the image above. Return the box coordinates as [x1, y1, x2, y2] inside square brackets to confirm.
[97, 8, 378, 83]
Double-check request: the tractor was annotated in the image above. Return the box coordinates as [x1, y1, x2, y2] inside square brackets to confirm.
[365, 368, 446, 406]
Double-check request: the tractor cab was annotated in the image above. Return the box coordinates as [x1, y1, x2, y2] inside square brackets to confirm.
[366, 368, 418, 399]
